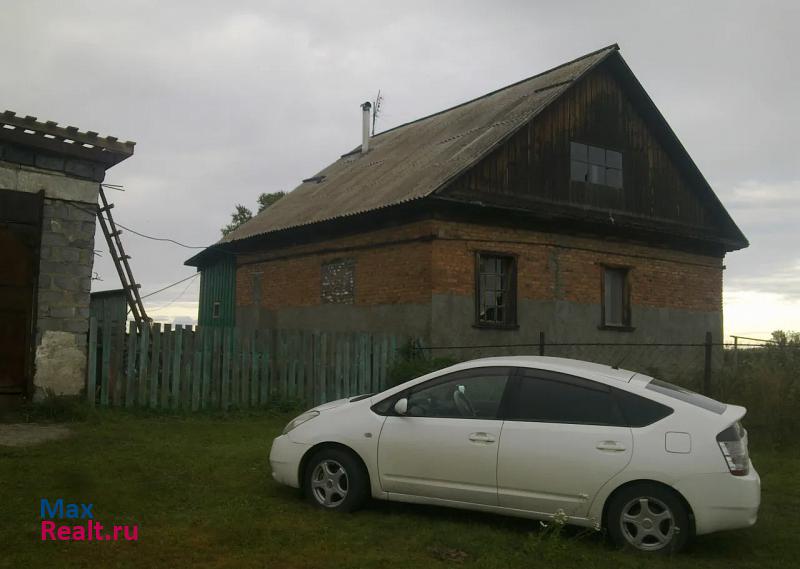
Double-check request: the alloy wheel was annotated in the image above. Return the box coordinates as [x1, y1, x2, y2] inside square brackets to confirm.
[619, 496, 676, 551]
[310, 459, 349, 508]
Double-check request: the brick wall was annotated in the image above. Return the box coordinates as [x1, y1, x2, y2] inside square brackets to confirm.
[236, 221, 436, 309]
[235, 219, 722, 315]
[431, 221, 722, 313]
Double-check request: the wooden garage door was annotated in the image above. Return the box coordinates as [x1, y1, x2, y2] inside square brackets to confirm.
[0, 189, 42, 394]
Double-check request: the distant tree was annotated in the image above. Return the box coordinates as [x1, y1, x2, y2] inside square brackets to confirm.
[221, 192, 286, 236]
[771, 330, 800, 346]
[257, 191, 286, 213]
[221, 204, 253, 236]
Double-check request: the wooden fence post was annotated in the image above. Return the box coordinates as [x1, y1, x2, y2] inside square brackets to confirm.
[171, 326, 183, 409]
[137, 323, 150, 407]
[149, 323, 162, 408]
[125, 321, 137, 407]
[100, 318, 112, 407]
[160, 324, 172, 408]
[87, 317, 98, 407]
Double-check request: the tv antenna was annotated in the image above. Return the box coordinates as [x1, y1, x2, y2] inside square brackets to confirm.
[371, 90, 383, 136]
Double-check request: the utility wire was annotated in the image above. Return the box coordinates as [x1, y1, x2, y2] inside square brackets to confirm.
[147, 274, 200, 312]
[140, 272, 200, 300]
[67, 201, 230, 252]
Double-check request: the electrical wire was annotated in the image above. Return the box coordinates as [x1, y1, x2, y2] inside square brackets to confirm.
[147, 273, 200, 312]
[140, 272, 200, 300]
[67, 201, 230, 252]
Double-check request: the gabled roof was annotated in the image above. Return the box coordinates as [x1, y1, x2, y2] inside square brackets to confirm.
[219, 44, 619, 244]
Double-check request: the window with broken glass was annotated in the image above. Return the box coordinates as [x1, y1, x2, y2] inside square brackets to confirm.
[475, 253, 517, 327]
[570, 142, 623, 189]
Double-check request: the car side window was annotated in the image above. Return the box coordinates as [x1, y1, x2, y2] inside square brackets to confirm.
[509, 368, 626, 426]
[613, 389, 673, 427]
[406, 367, 510, 419]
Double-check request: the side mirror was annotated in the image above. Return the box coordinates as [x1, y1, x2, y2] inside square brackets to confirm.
[394, 398, 408, 416]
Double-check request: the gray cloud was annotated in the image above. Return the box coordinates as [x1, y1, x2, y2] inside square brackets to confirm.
[2, 1, 798, 321]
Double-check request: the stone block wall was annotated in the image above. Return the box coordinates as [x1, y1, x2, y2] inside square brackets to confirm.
[33, 198, 97, 397]
[0, 159, 100, 398]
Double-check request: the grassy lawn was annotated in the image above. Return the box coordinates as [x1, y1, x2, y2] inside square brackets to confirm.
[1, 411, 797, 569]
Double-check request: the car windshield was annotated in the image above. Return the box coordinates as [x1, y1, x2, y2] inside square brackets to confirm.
[645, 379, 727, 414]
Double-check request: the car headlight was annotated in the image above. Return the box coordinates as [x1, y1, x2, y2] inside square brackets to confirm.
[282, 410, 320, 435]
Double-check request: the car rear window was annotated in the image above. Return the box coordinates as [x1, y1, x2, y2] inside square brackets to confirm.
[645, 379, 727, 414]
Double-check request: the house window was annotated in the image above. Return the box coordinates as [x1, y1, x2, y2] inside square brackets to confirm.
[571, 142, 623, 188]
[321, 258, 355, 304]
[602, 267, 631, 328]
[212, 302, 221, 319]
[475, 253, 517, 327]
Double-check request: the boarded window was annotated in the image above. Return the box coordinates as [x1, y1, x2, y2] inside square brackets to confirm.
[250, 272, 263, 306]
[475, 253, 516, 327]
[602, 267, 630, 327]
[570, 142, 623, 189]
[321, 259, 355, 304]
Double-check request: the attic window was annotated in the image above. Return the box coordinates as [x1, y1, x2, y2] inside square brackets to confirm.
[570, 142, 623, 189]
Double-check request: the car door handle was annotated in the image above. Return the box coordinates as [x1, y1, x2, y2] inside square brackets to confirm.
[596, 440, 626, 452]
[468, 432, 496, 443]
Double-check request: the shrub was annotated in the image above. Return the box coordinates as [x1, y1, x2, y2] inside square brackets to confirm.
[716, 336, 800, 448]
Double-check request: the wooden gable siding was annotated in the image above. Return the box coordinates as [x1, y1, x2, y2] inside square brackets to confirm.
[442, 63, 719, 234]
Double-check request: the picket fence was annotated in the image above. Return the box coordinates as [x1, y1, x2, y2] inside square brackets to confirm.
[86, 318, 402, 410]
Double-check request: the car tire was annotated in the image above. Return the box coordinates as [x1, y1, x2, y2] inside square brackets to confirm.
[606, 483, 692, 554]
[303, 448, 369, 512]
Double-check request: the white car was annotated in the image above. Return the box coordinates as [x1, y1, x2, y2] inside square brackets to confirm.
[269, 356, 760, 553]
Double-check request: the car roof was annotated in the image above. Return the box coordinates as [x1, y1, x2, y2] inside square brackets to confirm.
[453, 356, 638, 384]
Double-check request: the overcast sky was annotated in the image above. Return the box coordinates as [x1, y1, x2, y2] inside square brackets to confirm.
[2, 0, 798, 338]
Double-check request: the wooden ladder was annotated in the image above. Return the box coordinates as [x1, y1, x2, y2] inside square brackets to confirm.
[96, 186, 149, 328]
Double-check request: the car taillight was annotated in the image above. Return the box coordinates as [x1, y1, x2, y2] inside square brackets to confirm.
[717, 422, 749, 476]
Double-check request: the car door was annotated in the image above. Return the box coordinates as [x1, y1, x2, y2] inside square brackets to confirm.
[496, 368, 633, 517]
[377, 366, 511, 506]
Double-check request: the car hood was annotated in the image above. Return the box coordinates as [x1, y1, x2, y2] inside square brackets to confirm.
[312, 397, 351, 412]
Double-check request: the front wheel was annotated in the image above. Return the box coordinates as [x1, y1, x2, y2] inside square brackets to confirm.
[303, 448, 369, 512]
[606, 483, 691, 553]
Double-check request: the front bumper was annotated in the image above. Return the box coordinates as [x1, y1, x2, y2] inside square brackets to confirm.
[674, 462, 761, 535]
[269, 435, 310, 488]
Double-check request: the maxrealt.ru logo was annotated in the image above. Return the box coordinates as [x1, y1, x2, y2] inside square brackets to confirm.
[40, 499, 139, 541]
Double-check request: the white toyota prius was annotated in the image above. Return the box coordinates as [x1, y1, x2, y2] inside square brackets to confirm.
[269, 356, 760, 553]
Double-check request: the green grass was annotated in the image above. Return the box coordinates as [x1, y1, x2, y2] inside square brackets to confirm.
[1, 411, 797, 569]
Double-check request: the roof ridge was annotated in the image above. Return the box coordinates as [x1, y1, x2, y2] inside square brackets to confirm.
[372, 43, 619, 139]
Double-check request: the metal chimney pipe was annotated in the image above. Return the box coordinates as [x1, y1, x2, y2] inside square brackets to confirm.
[361, 101, 372, 154]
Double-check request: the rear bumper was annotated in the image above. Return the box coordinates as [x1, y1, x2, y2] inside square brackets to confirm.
[269, 435, 310, 488]
[674, 462, 760, 535]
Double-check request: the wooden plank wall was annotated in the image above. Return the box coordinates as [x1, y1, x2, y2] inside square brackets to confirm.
[445, 63, 713, 230]
[86, 318, 400, 410]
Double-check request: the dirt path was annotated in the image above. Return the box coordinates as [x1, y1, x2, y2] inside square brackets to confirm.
[0, 424, 72, 447]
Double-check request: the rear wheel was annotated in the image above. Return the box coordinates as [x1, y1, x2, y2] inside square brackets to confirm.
[606, 483, 691, 553]
[303, 448, 369, 512]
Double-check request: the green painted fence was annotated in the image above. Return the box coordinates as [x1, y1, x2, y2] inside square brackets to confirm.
[86, 318, 401, 410]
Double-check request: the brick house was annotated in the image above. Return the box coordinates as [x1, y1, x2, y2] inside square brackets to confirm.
[0, 111, 133, 402]
[187, 45, 746, 372]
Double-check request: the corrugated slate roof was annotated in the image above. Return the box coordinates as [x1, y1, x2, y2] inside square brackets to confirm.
[221, 44, 619, 244]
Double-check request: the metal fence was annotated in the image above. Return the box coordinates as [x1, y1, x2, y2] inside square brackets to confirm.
[413, 332, 800, 397]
